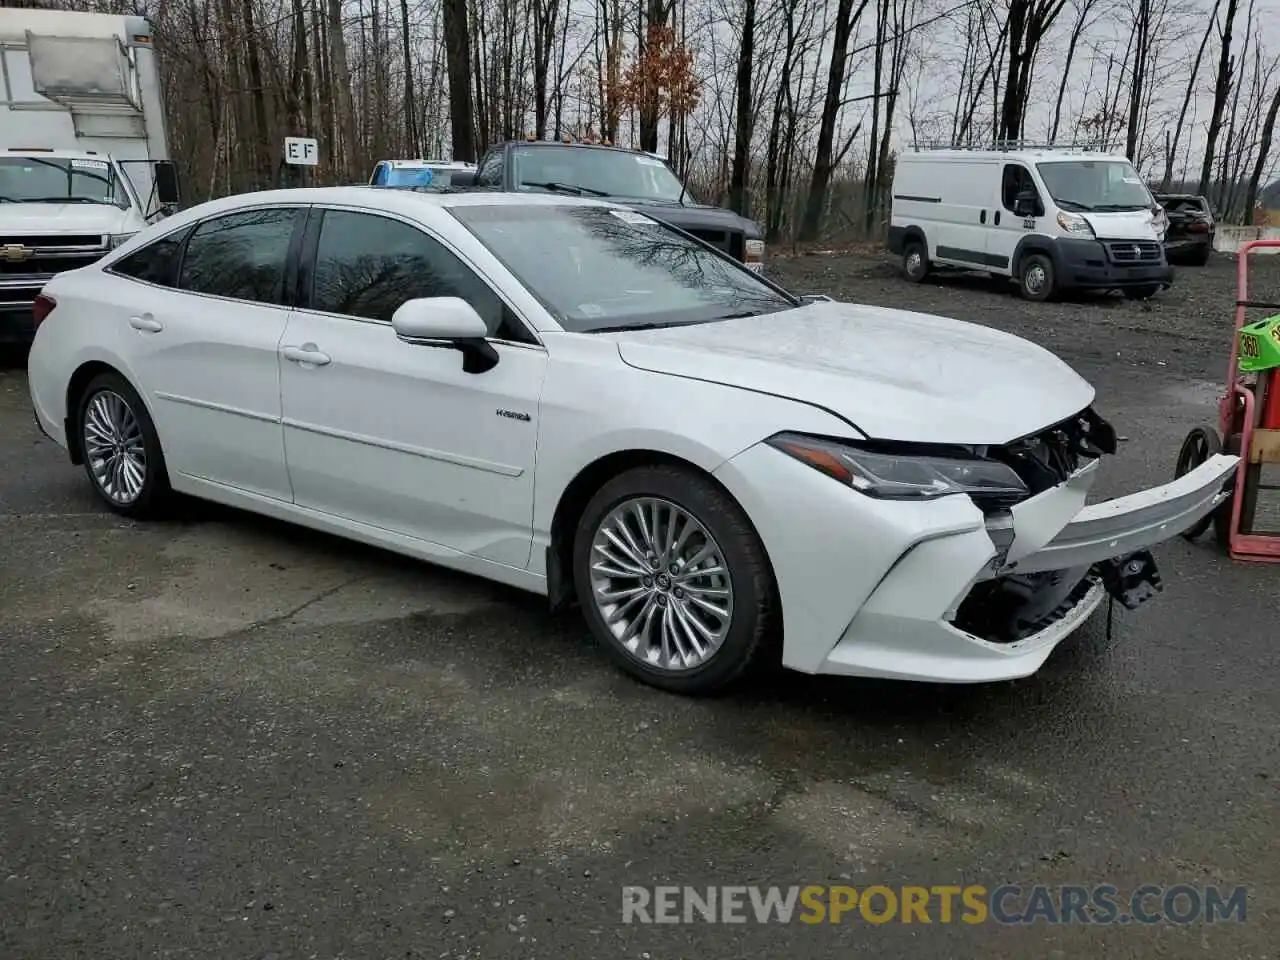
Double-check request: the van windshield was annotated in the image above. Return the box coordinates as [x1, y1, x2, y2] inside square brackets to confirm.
[0, 156, 130, 208]
[1035, 160, 1153, 212]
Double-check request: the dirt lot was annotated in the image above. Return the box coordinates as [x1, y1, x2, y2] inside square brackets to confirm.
[1, 252, 1278, 959]
[768, 246, 1280, 382]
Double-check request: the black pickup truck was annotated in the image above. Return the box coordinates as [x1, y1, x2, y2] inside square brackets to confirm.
[450, 140, 767, 273]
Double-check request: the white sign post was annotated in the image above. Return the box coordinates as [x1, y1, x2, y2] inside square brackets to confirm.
[284, 137, 319, 166]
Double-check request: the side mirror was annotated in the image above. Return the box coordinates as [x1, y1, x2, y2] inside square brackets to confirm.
[1013, 190, 1038, 217]
[391, 297, 498, 374]
[153, 160, 180, 206]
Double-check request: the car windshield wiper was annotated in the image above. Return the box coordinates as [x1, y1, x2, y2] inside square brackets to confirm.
[1092, 203, 1148, 212]
[1054, 198, 1094, 211]
[25, 196, 106, 204]
[521, 180, 610, 197]
[582, 319, 716, 334]
[712, 309, 766, 320]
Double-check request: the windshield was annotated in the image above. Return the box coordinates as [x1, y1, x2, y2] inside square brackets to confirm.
[384, 166, 460, 188]
[510, 146, 689, 203]
[0, 156, 129, 208]
[1035, 160, 1153, 212]
[449, 204, 794, 332]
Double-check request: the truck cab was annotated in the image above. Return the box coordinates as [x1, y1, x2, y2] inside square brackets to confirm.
[888, 145, 1173, 301]
[0, 9, 178, 342]
[456, 139, 766, 272]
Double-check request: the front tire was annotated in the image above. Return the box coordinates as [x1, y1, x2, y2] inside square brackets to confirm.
[1018, 253, 1055, 301]
[902, 241, 930, 283]
[77, 372, 171, 518]
[572, 465, 777, 696]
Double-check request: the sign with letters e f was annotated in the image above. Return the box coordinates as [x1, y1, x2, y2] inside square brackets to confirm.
[284, 137, 319, 166]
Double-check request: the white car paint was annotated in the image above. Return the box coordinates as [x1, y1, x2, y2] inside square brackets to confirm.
[26, 187, 1238, 688]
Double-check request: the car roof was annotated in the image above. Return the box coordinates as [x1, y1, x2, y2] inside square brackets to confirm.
[378, 158, 475, 168]
[161, 186, 612, 226]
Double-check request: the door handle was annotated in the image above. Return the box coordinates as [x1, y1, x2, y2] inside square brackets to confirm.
[994, 211, 1002, 225]
[980, 209, 987, 224]
[282, 344, 331, 366]
[128, 314, 163, 333]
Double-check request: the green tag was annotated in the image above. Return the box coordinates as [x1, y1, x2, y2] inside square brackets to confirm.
[1238, 315, 1280, 372]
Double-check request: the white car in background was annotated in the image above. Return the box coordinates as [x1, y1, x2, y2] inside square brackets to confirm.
[26, 188, 1238, 695]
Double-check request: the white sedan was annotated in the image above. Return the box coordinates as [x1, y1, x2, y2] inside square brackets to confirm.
[26, 187, 1238, 695]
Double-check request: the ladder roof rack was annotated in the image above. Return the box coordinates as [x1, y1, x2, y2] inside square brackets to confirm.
[908, 138, 1124, 153]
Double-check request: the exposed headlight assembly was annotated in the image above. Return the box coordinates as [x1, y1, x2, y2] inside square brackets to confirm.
[766, 432, 1028, 501]
[107, 233, 137, 250]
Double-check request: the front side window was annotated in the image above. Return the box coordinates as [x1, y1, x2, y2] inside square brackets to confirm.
[109, 225, 194, 287]
[0, 156, 130, 209]
[448, 203, 794, 332]
[510, 146, 689, 202]
[309, 209, 531, 341]
[177, 207, 301, 304]
[1036, 160, 1154, 212]
[1001, 164, 1040, 212]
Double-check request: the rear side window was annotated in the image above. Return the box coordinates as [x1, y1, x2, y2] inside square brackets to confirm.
[108, 224, 193, 287]
[477, 152, 504, 186]
[177, 207, 301, 304]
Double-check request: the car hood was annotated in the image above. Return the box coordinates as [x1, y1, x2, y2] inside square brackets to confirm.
[1079, 209, 1162, 241]
[608, 301, 1096, 444]
[0, 202, 133, 237]
[615, 199, 761, 238]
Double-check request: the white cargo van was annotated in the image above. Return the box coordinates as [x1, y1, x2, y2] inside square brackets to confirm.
[888, 145, 1172, 301]
[0, 9, 179, 343]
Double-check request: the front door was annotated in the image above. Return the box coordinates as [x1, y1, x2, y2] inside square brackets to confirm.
[278, 207, 548, 568]
[988, 163, 1045, 274]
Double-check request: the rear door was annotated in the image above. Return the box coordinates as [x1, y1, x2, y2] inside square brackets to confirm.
[104, 205, 305, 500]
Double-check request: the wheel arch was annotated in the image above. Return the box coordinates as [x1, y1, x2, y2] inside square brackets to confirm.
[63, 360, 150, 465]
[544, 447, 779, 615]
[1012, 235, 1060, 276]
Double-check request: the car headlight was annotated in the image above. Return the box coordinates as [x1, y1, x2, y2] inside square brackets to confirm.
[766, 432, 1029, 501]
[1055, 212, 1094, 236]
[107, 233, 137, 249]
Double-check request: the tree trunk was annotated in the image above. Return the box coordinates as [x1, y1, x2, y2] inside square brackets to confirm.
[442, 0, 476, 160]
[798, 0, 869, 241]
[727, 0, 756, 215]
[1199, 0, 1241, 196]
[1160, 0, 1221, 190]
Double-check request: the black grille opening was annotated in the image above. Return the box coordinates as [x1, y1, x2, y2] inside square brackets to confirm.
[1, 254, 104, 275]
[1104, 240, 1162, 264]
[952, 567, 1097, 644]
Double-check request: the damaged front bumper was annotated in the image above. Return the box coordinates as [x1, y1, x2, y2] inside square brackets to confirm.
[817, 453, 1239, 683]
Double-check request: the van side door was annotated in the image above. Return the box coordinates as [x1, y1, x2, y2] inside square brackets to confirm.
[929, 160, 1002, 271]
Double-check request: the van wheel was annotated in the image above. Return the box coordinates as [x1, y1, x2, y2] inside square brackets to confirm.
[902, 242, 929, 282]
[1018, 254, 1055, 301]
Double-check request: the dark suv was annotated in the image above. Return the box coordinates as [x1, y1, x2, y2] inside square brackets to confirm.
[452, 140, 766, 272]
[1154, 193, 1215, 266]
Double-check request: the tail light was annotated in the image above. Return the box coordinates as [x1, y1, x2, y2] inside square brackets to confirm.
[1190, 222, 1209, 233]
[32, 293, 56, 329]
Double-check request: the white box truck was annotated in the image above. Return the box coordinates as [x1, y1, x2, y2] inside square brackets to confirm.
[888, 144, 1172, 302]
[1, 8, 179, 343]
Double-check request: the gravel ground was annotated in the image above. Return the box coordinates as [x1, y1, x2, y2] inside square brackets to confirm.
[1, 253, 1278, 959]
[766, 247, 1280, 383]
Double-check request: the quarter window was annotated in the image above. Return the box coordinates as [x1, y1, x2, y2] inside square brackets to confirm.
[177, 207, 301, 304]
[309, 209, 532, 342]
[108, 224, 194, 287]
[477, 152, 504, 187]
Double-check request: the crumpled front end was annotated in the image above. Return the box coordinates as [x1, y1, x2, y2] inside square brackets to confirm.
[809, 408, 1239, 682]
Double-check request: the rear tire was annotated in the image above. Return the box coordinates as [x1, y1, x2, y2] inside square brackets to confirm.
[902, 241, 930, 283]
[1018, 253, 1055, 301]
[572, 465, 777, 696]
[76, 372, 171, 519]
[1190, 246, 1212, 266]
[1174, 426, 1223, 540]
